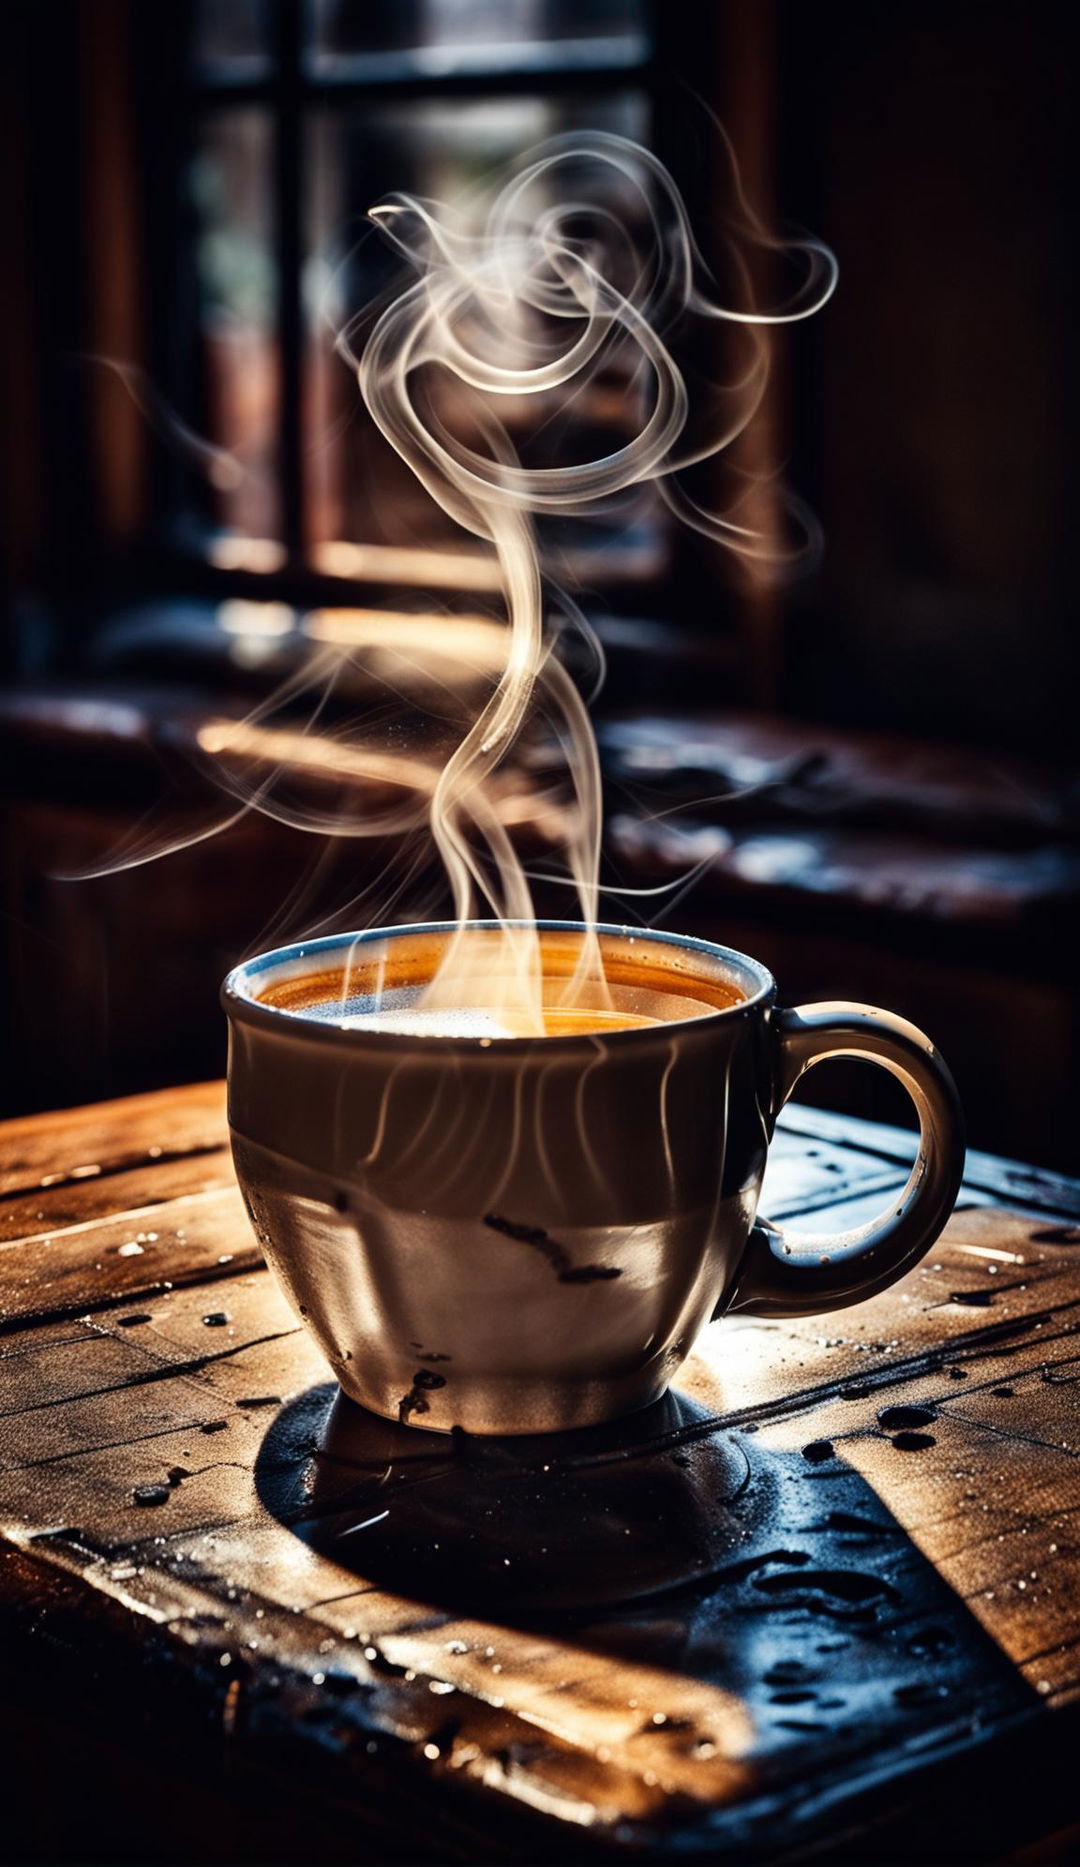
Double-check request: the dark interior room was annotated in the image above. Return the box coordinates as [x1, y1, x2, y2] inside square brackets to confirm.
[1, 4, 1077, 1864]
[3, 0, 1076, 1166]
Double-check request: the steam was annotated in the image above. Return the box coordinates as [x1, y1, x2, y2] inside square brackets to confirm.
[342, 131, 835, 1027]
[64, 131, 835, 1024]
[78, 355, 245, 491]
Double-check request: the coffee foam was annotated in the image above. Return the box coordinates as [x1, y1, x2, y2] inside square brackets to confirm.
[340, 1006, 518, 1038]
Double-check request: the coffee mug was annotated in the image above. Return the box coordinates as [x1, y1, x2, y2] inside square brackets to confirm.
[223, 921, 964, 1435]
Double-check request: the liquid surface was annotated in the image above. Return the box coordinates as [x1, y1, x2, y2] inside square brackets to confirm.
[256, 930, 752, 1030]
[340, 1005, 665, 1038]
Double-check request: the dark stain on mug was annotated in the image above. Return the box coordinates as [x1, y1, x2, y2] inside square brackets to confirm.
[398, 1368, 448, 1425]
[483, 1212, 622, 1284]
[409, 1341, 452, 1362]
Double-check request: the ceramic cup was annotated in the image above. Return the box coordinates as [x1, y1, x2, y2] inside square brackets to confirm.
[223, 922, 964, 1435]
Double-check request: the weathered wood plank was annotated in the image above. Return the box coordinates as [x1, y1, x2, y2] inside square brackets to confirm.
[0, 1085, 1077, 1861]
[740, 1362, 1080, 1710]
[0, 1185, 261, 1331]
[0, 1080, 227, 1198]
[0, 1147, 235, 1245]
[778, 1103, 1080, 1216]
[0, 1387, 1040, 1855]
[759, 1124, 910, 1222]
[684, 1207, 1080, 1435]
[0, 1269, 319, 1477]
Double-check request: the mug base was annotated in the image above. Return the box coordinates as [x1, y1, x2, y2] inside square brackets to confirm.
[334, 1364, 677, 1437]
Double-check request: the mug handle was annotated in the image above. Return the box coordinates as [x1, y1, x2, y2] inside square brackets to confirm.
[728, 1002, 965, 1318]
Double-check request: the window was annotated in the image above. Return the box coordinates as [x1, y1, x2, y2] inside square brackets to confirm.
[160, 0, 662, 600]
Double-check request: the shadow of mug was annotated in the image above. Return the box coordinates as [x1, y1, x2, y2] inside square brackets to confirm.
[251, 1377, 1038, 1790]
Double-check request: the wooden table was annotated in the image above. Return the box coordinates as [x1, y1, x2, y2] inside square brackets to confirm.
[1, 1084, 1077, 1863]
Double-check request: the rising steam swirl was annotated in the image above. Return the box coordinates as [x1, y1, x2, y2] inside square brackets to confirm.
[347, 131, 836, 1024]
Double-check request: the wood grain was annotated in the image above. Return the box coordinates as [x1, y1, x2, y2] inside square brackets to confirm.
[0, 1079, 227, 1198]
[0, 1080, 1077, 1862]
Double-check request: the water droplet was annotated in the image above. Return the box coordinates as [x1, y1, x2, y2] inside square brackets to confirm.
[132, 1483, 170, 1507]
[877, 1404, 935, 1430]
[894, 1681, 948, 1708]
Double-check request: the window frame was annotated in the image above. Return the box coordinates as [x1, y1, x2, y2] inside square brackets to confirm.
[141, 0, 667, 613]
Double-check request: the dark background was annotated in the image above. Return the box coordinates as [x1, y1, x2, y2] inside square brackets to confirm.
[1, 0, 1076, 1166]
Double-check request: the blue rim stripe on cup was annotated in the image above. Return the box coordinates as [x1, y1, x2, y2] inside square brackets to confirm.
[222, 921, 776, 1048]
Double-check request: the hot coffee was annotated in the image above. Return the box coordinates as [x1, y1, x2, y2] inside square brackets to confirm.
[254, 926, 746, 1039]
[342, 1006, 666, 1037]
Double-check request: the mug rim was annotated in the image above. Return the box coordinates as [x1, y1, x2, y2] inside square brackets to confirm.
[221, 920, 777, 1051]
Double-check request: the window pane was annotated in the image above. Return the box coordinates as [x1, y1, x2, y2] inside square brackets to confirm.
[309, 0, 650, 77]
[188, 109, 281, 556]
[192, 0, 272, 79]
[305, 91, 666, 589]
